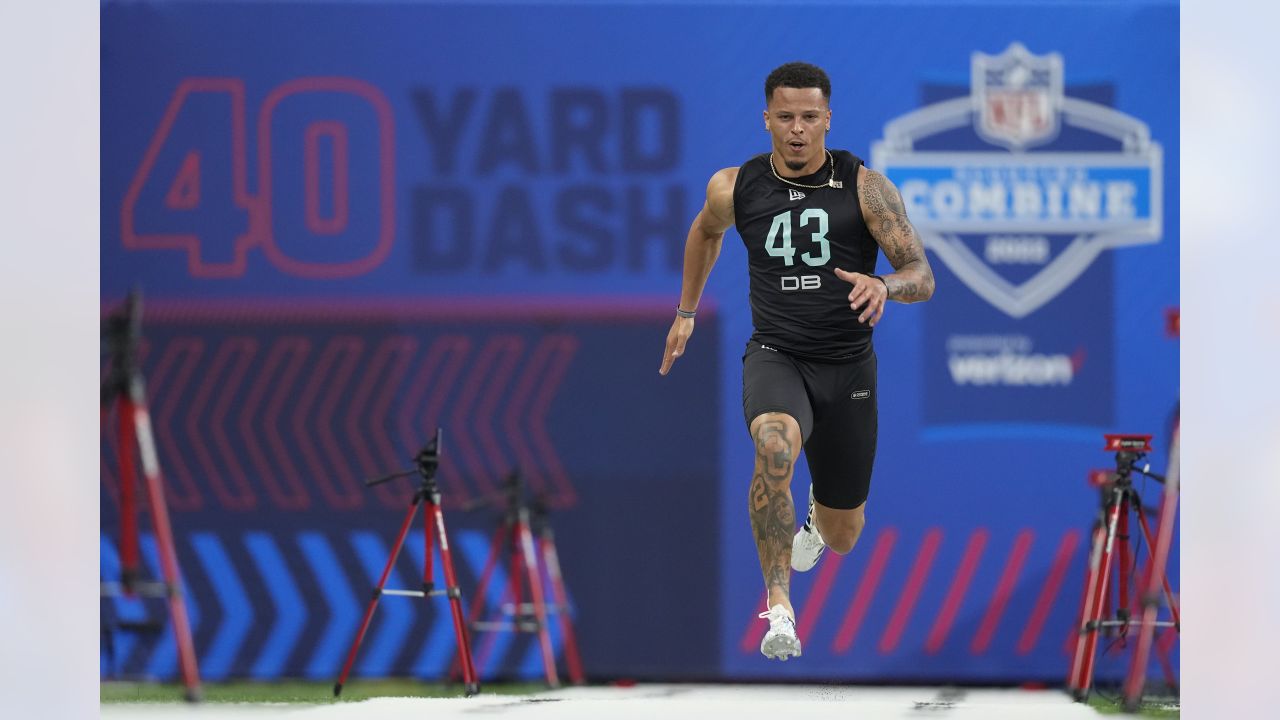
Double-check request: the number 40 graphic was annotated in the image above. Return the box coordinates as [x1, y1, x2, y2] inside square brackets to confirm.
[121, 77, 395, 279]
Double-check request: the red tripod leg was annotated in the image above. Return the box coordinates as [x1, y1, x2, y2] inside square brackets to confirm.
[1068, 520, 1105, 696]
[1134, 505, 1181, 627]
[431, 502, 480, 695]
[334, 499, 419, 697]
[541, 530, 583, 684]
[1070, 488, 1122, 700]
[127, 394, 202, 701]
[1066, 520, 1102, 685]
[115, 399, 141, 588]
[1116, 495, 1132, 638]
[423, 503, 435, 590]
[516, 514, 559, 688]
[508, 521, 526, 622]
[1099, 565, 1113, 636]
[1123, 433, 1180, 711]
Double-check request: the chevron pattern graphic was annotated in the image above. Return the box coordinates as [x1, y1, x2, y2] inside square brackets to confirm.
[101, 327, 580, 512]
[100, 530, 571, 681]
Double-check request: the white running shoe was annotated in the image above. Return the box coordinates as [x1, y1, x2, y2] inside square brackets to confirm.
[758, 604, 801, 660]
[791, 484, 825, 572]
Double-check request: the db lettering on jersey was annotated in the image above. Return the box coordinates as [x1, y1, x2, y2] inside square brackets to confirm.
[781, 275, 821, 291]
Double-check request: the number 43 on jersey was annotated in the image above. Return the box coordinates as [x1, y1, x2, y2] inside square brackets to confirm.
[765, 208, 830, 267]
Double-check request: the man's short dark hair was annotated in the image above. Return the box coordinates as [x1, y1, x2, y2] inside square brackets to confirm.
[765, 62, 831, 104]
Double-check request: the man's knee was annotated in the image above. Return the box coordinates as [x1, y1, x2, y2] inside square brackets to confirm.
[821, 508, 866, 555]
[751, 414, 801, 480]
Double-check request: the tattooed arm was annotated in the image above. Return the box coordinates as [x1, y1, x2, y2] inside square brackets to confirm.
[659, 167, 737, 375]
[835, 165, 935, 326]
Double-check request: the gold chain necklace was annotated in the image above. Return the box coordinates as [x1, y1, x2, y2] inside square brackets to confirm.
[768, 149, 841, 189]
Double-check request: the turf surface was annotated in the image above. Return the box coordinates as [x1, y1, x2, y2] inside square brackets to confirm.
[1086, 692, 1180, 717]
[101, 679, 547, 704]
[103, 680, 1177, 717]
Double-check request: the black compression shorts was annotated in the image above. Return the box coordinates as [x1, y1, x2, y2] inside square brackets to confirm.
[741, 340, 878, 509]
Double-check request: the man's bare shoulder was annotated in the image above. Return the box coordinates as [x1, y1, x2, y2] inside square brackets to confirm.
[855, 163, 880, 193]
[856, 164, 906, 219]
[704, 166, 739, 224]
[708, 166, 739, 196]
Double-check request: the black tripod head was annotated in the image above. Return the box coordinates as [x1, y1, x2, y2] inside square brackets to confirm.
[365, 428, 445, 503]
[102, 289, 145, 404]
[102, 289, 143, 355]
[462, 470, 533, 523]
[501, 470, 525, 512]
[1104, 433, 1165, 484]
[528, 492, 555, 535]
[414, 429, 443, 482]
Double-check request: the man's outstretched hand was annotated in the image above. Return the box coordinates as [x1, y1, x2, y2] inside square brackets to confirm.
[834, 267, 888, 326]
[659, 316, 695, 375]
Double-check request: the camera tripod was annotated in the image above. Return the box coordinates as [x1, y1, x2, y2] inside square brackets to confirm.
[1068, 434, 1180, 706]
[100, 290, 202, 702]
[333, 429, 480, 697]
[451, 471, 583, 687]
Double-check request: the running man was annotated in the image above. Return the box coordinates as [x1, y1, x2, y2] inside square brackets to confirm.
[658, 62, 935, 659]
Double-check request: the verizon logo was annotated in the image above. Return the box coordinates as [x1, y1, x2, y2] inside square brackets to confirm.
[948, 349, 1085, 387]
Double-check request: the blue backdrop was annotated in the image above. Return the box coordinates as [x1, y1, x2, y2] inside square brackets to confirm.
[101, 0, 1179, 683]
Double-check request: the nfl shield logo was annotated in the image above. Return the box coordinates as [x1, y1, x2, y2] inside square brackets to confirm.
[972, 43, 1064, 151]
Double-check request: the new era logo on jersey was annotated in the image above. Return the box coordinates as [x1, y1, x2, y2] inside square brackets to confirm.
[789, 189, 806, 201]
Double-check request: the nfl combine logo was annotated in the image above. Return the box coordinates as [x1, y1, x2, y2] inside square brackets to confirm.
[872, 42, 1162, 319]
[877, 43, 1165, 427]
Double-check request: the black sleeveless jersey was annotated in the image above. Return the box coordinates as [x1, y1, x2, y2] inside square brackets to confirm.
[733, 149, 879, 360]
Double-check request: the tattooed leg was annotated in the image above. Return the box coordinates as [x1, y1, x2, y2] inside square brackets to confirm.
[748, 412, 802, 617]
